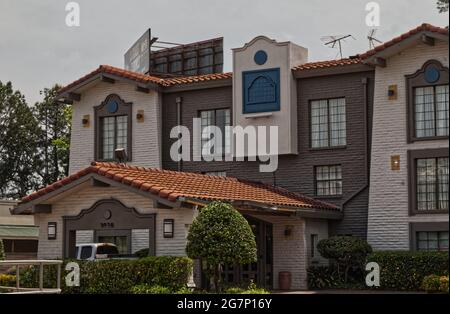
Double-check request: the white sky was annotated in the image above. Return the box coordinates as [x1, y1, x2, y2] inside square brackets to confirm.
[0, 0, 448, 104]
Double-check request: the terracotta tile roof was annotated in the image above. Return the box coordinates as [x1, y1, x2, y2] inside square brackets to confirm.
[292, 58, 363, 71]
[358, 23, 448, 59]
[58, 65, 166, 95]
[163, 72, 233, 86]
[20, 162, 338, 211]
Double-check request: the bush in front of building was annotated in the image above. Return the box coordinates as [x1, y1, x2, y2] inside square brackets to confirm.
[0, 274, 16, 286]
[421, 275, 449, 293]
[317, 236, 372, 283]
[134, 248, 150, 258]
[20, 256, 193, 294]
[0, 239, 5, 260]
[367, 251, 449, 291]
[186, 201, 257, 292]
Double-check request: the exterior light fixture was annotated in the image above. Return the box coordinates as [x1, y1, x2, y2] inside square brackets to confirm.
[48, 222, 57, 240]
[82, 115, 90, 127]
[391, 155, 400, 171]
[114, 148, 127, 163]
[136, 110, 144, 122]
[163, 219, 174, 238]
[284, 225, 293, 237]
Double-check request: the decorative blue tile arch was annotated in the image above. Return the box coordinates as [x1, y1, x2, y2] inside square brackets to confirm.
[242, 68, 280, 114]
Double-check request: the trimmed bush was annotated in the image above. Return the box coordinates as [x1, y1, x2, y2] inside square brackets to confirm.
[421, 275, 449, 293]
[317, 236, 372, 282]
[131, 284, 172, 294]
[0, 239, 5, 260]
[20, 256, 193, 294]
[134, 248, 150, 258]
[307, 265, 366, 290]
[367, 251, 448, 291]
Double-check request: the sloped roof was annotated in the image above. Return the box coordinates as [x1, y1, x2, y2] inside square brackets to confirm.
[292, 58, 363, 71]
[19, 162, 338, 212]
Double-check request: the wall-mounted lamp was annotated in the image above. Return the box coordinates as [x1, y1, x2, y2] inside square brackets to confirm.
[163, 219, 174, 238]
[284, 225, 293, 237]
[388, 85, 398, 100]
[136, 110, 144, 123]
[48, 222, 57, 240]
[391, 155, 400, 171]
[82, 115, 90, 127]
[114, 148, 127, 163]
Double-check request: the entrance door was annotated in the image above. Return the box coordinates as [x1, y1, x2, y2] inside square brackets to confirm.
[221, 216, 273, 289]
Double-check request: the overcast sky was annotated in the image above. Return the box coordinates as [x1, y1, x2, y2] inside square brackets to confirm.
[0, 0, 448, 104]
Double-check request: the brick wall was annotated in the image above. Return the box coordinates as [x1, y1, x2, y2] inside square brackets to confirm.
[367, 40, 449, 250]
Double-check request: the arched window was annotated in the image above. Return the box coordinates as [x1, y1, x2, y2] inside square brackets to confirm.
[247, 75, 276, 104]
[242, 68, 280, 113]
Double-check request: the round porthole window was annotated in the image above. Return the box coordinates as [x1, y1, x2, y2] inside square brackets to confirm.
[106, 100, 119, 113]
[425, 65, 440, 83]
[103, 209, 112, 220]
[254, 50, 268, 65]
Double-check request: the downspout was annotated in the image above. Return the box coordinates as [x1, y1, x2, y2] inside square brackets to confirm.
[176, 96, 183, 172]
[341, 77, 370, 209]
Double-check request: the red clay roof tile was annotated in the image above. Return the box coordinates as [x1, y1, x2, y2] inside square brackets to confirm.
[292, 58, 362, 71]
[19, 162, 339, 211]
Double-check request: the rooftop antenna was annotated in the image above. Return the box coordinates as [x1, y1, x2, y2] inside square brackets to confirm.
[367, 29, 382, 50]
[321, 34, 355, 59]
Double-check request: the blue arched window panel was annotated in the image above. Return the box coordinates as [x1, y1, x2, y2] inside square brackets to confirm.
[242, 68, 280, 113]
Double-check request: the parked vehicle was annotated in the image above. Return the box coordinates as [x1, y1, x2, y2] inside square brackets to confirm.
[75, 243, 136, 261]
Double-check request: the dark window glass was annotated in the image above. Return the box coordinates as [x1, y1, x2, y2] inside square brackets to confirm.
[96, 245, 119, 256]
[80, 246, 93, 260]
[311, 98, 346, 148]
[417, 231, 449, 251]
[100, 115, 128, 160]
[315, 165, 343, 196]
[414, 85, 449, 138]
[200, 109, 231, 155]
[416, 157, 449, 211]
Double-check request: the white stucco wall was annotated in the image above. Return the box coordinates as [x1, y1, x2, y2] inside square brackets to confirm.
[367, 39, 449, 250]
[34, 183, 195, 259]
[69, 81, 162, 174]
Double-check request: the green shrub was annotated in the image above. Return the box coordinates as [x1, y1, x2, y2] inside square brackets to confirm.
[367, 251, 449, 291]
[0, 239, 5, 260]
[134, 248, 150, 258]
[307, 265, 366, 290]
[317, 236, 372, 282]
[131, 284, 172, 294]
[0, 274, 16, 286]
[20, 256, 193, 294]
[186, 201, 257, 292]
[422, 275, 449, 293]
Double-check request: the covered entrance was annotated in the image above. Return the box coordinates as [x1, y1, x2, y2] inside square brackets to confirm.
[221, 215, 273, 289]
[63, 198, 155, 258]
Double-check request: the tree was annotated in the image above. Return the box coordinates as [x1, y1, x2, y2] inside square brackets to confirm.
[437, 0, 449, 13]
[317, 236, 372, 283]
[0, 239, 5, 260]
[34, 85, 72, 185]
[186, 201, 257, 292]
[0, 81, 41, 199]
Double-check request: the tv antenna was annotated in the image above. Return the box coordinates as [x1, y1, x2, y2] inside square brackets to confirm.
[321, 34, 355, 59]
[367, 29, 382, 49]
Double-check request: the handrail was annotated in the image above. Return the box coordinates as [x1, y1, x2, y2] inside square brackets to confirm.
[0, 260, 63, 294]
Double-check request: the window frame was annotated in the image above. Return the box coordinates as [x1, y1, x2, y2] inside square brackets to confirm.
[94, 94, 132, 161]
[409, 222, 449, 251]
[406, 60, 449, 143]
[309, 97, 347, 150]
[314, 164, 343, 198]
[408, 148, 449, 215]
[198, 107, 231, 157]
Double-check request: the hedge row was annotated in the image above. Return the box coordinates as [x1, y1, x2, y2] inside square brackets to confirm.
[367, 251, 449, 291]
[20, 256, 193, 294]
[308, 251, 449, 291]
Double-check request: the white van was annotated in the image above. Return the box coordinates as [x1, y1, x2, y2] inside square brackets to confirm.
[75, 243, 120, 261]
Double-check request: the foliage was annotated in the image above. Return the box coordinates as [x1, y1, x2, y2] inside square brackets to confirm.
[421, 275, 449, 293]
[437, 0, 449, 13]
[0, 239, 5, 260]
[317, 236, 372, 282]
[186, 201, 257, 292]
[34, 85, 72, 185]
[20, 256, 192, 294]
[368, 251, 449, 291]
[0, 81, 41, 198]
[131, 284, 173, 294]
[0, 274, 16, 286]
[307, 265, 366, 290]
[134, 248, 150, 258]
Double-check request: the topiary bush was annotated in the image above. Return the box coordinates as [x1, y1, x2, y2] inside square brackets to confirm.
[368, 251, 449, 291]
[317, 236, 372, 283]
[20, 256, 193, 294]
[186, 201, 257, 292]
[134, 248, 150, 258]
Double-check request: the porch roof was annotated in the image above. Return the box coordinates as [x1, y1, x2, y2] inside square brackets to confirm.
[15, 162, 340, 217]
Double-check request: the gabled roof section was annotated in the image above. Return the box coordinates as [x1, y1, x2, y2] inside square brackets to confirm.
[358, 23, 448, 63]
[15, 162, 339, 216]
[163, 72, 233, 86]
